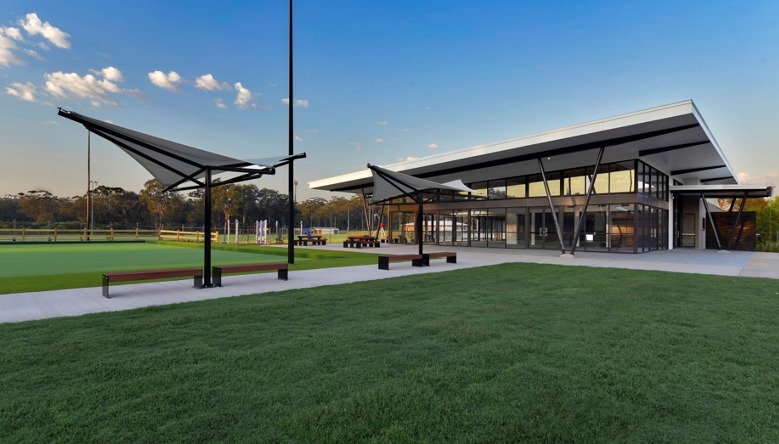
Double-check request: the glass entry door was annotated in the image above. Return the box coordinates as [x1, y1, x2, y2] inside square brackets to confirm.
[529, 207, 559, 249]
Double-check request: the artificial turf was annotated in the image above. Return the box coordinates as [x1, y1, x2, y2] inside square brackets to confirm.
[1, 263, 777, 442]
[0, 241, 377, 294]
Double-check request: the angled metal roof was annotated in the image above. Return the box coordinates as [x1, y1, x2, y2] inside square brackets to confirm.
[58, 108, 302, 191]
[309, 100, 741, 194]
[368, 163, 475, 204]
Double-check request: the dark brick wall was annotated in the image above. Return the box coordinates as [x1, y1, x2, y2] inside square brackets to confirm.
[706, 212, 757, 251]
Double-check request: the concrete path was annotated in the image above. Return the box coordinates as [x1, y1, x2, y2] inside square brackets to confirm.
[1, 244, 777, 324]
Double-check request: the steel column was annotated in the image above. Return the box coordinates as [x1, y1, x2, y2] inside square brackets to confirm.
[203, 167, 213, 286]
[701, 193, 722, 250]
[726, 192, 749, 250]
[287, 0, 295, 265]
[538, 158, 566, 254]
[570, 146, 605, 255]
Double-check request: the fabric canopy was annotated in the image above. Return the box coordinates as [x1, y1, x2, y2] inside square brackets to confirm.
[368, 163, 474, 204]
[58, 108, 302, 191]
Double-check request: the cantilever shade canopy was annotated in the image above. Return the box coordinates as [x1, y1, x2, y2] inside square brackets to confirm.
[368, 163, 474, 255]
[58, 108, 303, 192]
[59, 108, 305, 287]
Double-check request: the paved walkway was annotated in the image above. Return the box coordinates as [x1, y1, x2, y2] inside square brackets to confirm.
[1, 244, 777, 324]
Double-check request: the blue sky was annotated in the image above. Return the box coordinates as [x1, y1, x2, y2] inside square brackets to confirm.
[1, 0, 777, 200]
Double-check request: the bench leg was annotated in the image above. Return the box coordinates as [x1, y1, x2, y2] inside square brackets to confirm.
[412, 258, 424, 267]
[422, 254, 431, 266]
[194, 274, 203, 288]
[378, 256, 390, 270]
[102, 275, 111, 298]
[278, 268, 288, 280]
[213, 267, 222, 287]
[447, 255, 457, 263]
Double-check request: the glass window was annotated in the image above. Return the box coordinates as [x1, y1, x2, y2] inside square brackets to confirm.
[471, 181, 488, 198]
[506, 177, 525, 198]
[611, 161, 635, 193]
[528, 174, 546, 197]
[545, 171, 561, 197]
[592, 165, 609, 194]
[565, 168, 587, 195]
[488, 180, 507, 199]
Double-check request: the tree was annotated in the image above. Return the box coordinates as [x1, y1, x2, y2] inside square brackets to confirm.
[139, 179, 172, 230]
[17, 190, 55, 222]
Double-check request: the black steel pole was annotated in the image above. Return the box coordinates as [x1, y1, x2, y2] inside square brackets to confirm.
[417, 193, 424, 256]
[287, 0, 295, 265]
[86, 130, 91, 241]
[204, 167, 213, 286]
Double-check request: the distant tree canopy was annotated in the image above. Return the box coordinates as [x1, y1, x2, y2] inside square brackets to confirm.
[0, 184, 380, 233]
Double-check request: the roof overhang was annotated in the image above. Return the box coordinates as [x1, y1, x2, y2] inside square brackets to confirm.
[310, 100, 741, 194]
[671, 184, 774, 198]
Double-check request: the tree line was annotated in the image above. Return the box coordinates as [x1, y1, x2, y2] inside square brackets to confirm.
[0, 179, 376, 234]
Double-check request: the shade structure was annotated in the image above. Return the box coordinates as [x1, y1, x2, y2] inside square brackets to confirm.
[367, 163, 474, 255]
[58, 108, 305, 286]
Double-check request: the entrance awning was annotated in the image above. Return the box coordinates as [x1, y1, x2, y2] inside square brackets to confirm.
[671, 184, 774, 198]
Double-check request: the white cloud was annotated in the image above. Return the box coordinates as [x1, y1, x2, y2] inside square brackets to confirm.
[234, 82, 255, 109]
[195, 73, 230, 91]
[0, 28, 22, 66]
[23, 48, 43, 60]
[281, 97, 310, 108]
[400, 156, 417, 162]
[375, 138, 385, 144]
[5, 81, 36, 102]
[19, 13, 70, 49]
[44, 67, 129, 107]
[295, 134, 303, 142]
[738, 171, 779, 186]
[427, 143, 439, 149]
[376, 120, 389, 126]
[96, 66, 122, 82]
[214, 98, 227, 109]
[148, 70, 182, 91]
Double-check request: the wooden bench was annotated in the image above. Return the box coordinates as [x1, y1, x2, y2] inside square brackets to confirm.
[378, 254, 424, 270]
[102, 267, 203, 298]
[212, 262, 288, 286]
[423, 252, 457, 266]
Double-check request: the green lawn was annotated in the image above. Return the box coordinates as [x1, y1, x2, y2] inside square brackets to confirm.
[1, 263, 777, 442]
[0, 241, 377, 294]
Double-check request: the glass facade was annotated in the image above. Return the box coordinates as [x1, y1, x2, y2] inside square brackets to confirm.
[386, 159, 670, 253]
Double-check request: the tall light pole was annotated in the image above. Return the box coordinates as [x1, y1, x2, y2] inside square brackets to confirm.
[287, 0, 295, 264]
[86, 131, 91, 240]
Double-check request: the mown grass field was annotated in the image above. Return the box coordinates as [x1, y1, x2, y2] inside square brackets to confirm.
[0, 241, 377, 294]
[1, 263, 778, 442]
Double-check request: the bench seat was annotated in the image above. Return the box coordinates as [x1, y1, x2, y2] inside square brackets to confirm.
[102, 267, 203, 298]
[378, 254, 424, 270]
[212, 262, 288, 286]
[422, 252, 457, 266]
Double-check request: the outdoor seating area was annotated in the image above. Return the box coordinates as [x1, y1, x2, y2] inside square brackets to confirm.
[212, 263, 288, 286]
[296, 235, 327, 246]
[102, 267, 203, 298]
[343, 235, 380, 248]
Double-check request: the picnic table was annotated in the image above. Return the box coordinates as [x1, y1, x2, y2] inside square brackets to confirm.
[342, 235, 380, 248]
[296, 235, 327, 246]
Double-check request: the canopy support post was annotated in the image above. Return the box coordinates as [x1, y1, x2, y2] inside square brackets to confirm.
[701, 193, 722, 250]
[203, 167, 213, 287]
[570, 146, 605, 255]
[417, 192, 424, 256]
[538, 158, 566, 255]
[726, 191, 749, 251]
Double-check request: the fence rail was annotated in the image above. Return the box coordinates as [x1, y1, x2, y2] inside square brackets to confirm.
[0, 228, 158, 242]
[157, 229, 219, 243]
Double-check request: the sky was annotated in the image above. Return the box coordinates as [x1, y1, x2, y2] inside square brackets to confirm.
[1, 0, 778, 201]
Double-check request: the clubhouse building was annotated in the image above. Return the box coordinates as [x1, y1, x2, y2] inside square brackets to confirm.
[309, 101, 773, 254]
